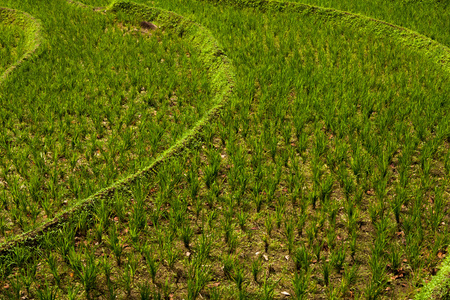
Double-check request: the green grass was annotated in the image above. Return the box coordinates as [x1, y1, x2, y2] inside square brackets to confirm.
[1, 0, 450, 299]
[0, 6, 43, 83]
[0, 22, 26, 74]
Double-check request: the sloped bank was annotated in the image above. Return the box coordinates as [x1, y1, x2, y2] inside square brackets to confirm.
[0, 7, 44, 84]
[0, 0, 235, 260]
[199, 0, 450, 73]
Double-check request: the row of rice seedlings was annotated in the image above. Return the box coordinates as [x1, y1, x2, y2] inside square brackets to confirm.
[3, 128, 443, 298]
[1, 157, 208, 299]
[290, 0, 450, 48]
[0, 21, 27, 74]
[0, 0, 213, 241]
[1, 127, 449, 298]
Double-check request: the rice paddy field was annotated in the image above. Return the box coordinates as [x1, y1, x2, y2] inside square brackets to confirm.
[1, 0, 450, 299]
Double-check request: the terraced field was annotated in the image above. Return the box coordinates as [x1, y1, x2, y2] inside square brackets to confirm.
[1, 0, 450, 299]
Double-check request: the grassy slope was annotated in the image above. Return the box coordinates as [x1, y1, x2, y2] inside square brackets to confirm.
[289, 0, 450, 47]
[0, 22, 26, 74]
[0, 6, 43, 83]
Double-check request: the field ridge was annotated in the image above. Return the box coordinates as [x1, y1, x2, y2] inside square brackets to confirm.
[0, 6, 44, 84]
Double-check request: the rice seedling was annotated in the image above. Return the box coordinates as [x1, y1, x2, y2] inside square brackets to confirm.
[222, 254, 236, 280]
[180, 223, 194, 250]
[204, 148, 222, 189]
[143, 245, 159, 284]
[330, 245, 346, 271]
[161, 240, 179, 270]
[293, 245, 310, 273]
[101, 255, 113, 290]
[36, 282, 58, 300]
[69, 249, 100, 299]
[251, 258, 262, 283]
[232, 263, 245, 291]
[260, 277, 278, 300]
[293, 271, 309, 299]
[19, 262, 36, 296]
[187, 264, 211, 300]
[107, 223, 123, 267]
[45, 252, 61, 287]
[67, 287, 80, 300]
